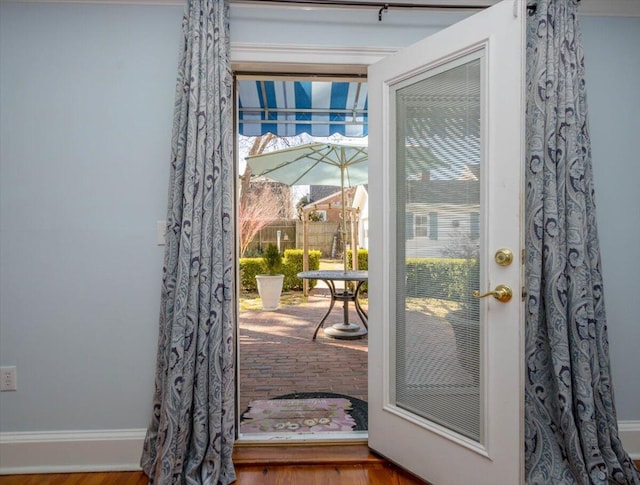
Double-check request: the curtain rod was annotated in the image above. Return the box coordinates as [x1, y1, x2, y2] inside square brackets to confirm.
[231, 1, 492, 21]
[232, 1, 583, 21]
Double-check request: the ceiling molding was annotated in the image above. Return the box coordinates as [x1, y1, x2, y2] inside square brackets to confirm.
[3, 0, 639, 17]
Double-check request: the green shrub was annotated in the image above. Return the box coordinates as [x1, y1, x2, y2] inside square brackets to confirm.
[346, 249, 368, 270]
[239, 249, 322, 292]
[262, 243, 283, 275]
[405, 258, 478, 302]
[346, 249, 369, 292]
[239, 258, 265, 291]
[282, 249, 321, 290]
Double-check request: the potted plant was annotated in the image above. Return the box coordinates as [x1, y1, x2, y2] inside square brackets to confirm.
[255, 244, 284, 310]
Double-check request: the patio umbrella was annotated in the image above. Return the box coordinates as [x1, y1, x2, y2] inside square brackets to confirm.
[245, 142, 368, 272]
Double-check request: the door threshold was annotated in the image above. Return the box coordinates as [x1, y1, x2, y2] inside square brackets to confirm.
[237, 430, 367, 445]
[233, 441, 381, 466]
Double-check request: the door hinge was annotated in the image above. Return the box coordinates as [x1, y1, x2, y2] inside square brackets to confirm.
[521, 286, 527, 301]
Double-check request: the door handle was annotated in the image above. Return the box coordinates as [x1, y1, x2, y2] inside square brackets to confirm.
[472, 284, 512, 303]
[494, 248, 513, 266]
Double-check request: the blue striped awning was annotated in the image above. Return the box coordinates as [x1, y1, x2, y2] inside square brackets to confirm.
[237, 80, 368, 138]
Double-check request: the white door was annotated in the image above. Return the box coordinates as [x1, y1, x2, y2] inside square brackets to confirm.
[368, 1, 524, 484]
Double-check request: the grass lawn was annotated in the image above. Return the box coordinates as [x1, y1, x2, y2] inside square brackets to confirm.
[239, 258, 346, 311]
[239, 291, 309, 311]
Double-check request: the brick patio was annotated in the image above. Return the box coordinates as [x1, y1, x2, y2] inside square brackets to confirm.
[238, 284, 479, 435]
[238, 288, 368, 415]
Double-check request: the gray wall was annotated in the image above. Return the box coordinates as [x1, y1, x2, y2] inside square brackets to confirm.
[0, 2, 638, 436]
[581, 16, 640, 420]
[0, 2, 182, 431]
[229, 3, 467, 47]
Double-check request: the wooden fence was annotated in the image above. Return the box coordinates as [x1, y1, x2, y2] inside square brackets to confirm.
[245, 220, 297, 254]
[244, 219, 352, 257]
[296, 220, 348, 257]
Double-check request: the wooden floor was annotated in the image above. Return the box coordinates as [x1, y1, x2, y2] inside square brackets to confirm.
[0, 445, 425, 485]
[1, 453, 637, 484]
[0, 468, 419, 485]
[0, 473, 148, 485]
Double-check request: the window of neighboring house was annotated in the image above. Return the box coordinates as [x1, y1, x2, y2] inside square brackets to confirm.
[414, 212, 438, 240]
[415, 214, 430, 238]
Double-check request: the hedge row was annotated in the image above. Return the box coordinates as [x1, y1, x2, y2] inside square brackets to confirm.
[345, 250, 477, 302]
[346, 249, 369, 292]
[346, 249, 369, 270]
[405, 258, 479, 301]
[241, 248, 477, 302]
[240, 249, 321, 291]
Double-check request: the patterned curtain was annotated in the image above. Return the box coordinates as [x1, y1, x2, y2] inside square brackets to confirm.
[140, 0, 236, 483]
[525, 0, 639, 483]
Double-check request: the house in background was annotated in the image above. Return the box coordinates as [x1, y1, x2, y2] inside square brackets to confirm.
[353, 185, 369, 252]
[310, 184, 345, 204]
[0, 0, 638, 475]
[405, 169, 479, 259]
[299, 185, 368, 258]
[303, 186, 358, 223]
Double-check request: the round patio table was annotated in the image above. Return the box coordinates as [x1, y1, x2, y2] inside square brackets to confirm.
[297, 270, 368, 340]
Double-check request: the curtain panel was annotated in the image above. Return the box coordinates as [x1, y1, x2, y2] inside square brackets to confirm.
[141, 0, 236, 483]
[524, 0, 639, 483]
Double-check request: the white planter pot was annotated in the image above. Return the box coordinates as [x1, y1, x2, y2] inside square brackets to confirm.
[255, 274, 284, 310]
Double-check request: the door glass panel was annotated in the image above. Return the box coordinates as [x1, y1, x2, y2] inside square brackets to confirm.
[394, 56, 482, 442]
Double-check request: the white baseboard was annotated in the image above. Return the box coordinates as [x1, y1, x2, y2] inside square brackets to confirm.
[619, 420, 640, 460]
[0, 429, 146, 475]
[0, 421, 638, 475]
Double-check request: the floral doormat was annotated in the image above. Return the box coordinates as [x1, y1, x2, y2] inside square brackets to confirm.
[240, 397, 357, 433]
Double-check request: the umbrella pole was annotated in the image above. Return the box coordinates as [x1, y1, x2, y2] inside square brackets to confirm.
[351, 208, 359, 270]
[303, 210, 309, 296]
[341, 164, 348, 273]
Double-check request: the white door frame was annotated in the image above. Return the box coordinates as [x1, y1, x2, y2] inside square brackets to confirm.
[231, 44, 394, 72]
[232, 45, 384, 444]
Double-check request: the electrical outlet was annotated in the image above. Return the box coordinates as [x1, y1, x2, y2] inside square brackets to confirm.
[0, 366, 17, 391]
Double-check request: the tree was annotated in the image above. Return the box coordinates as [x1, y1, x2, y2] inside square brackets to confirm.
[239, 134, 275, 209]
[239, 135, 276, 256]
[238, 133, 314, 256]
[440, 228, 479, 260]
[295, 195, 310, 218]
[238, 182, 289, 256]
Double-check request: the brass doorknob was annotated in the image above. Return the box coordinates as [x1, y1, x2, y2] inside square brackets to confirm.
[472, 284, 512, 303]
[494, 248, 513, 266]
